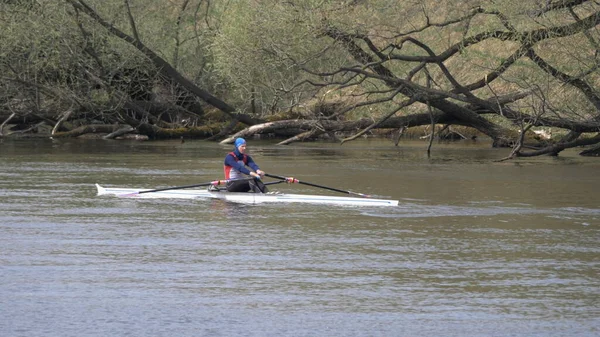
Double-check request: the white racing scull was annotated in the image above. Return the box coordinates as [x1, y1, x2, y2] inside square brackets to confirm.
[95, 184, 399, 207]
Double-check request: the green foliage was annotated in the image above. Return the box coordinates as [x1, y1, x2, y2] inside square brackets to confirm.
[210, 1, 351, 112]
[1, 0, 218, 111]
[2, 0, 599, 142]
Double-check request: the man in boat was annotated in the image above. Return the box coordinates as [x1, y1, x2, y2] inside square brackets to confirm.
[223, 137, 268, 193]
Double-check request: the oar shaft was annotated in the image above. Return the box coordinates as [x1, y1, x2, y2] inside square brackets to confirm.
[138, 178, 250, 194]
[265, 173, 370, 197]
[293, 180, 351, 195]
[139, 182, 216, 194]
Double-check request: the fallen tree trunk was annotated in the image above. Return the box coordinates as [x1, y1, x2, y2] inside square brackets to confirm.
[52, 124, 128, 138]
[102, 125, 135, 139]
[515, 133, 600, 157]
[580, 144, 600, 156]
[67, 0, 263, 127]
[220, 113, 463, 144]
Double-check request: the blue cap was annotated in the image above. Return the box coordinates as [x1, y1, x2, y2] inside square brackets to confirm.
[234, 137, 246, 148]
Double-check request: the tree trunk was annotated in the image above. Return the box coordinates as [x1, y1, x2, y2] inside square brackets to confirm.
[67, 0, 262, 127]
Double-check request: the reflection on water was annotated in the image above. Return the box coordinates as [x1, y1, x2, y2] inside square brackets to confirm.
[1, 138, 599, 337]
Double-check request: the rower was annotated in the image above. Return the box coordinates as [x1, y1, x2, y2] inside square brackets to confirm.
[223, 138, 268, 193]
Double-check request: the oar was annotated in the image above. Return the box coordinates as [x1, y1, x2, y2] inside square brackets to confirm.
[124, 178, 253, 196]
[265, 173, 372, 198]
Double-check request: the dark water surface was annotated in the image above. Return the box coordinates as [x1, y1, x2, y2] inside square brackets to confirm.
[1, 138, 599, 336]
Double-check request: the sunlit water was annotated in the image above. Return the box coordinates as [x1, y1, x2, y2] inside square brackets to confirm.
[1, 138, 599, 336]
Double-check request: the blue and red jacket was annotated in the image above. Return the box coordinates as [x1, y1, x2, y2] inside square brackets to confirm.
[224, 150, 260, 179]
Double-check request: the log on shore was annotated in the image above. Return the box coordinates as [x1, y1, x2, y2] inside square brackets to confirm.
[52, 124, 124, 138]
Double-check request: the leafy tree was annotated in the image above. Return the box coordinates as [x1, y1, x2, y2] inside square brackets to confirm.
[214, 0, 600, 157]
[1, 0, 599, 159]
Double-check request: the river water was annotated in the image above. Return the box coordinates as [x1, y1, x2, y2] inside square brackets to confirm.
[1, 138, 599, 337]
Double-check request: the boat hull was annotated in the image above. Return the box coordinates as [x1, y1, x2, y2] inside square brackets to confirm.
[96, 184, 398, 207]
